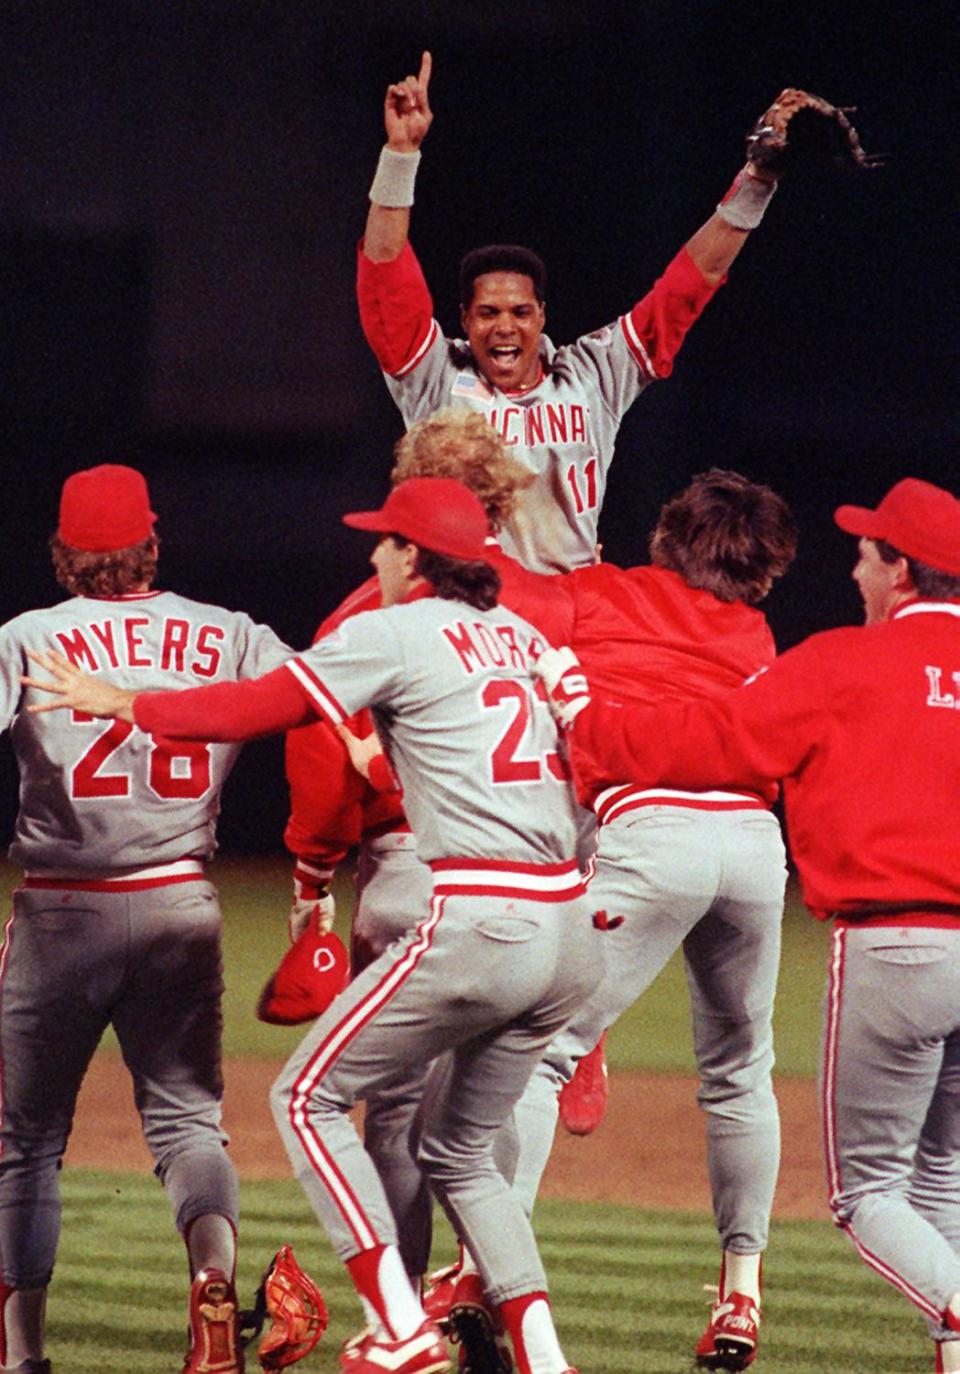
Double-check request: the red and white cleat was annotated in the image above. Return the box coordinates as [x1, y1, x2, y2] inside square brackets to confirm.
[183, 1268, 244, 1374]
[558, 1033, 608, 1136]
[421, 1260, 463, 1332]
[695, 1291, 759, 1370]
[339, 1320, 450, 1374]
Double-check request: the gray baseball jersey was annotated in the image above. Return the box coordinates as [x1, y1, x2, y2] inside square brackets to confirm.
[385, 329, 651, 573]
[286, 595, 576, 864]
[0, 587, 291, 1293]
[2, 589, 291, 871]
[358, 243, 721, 573]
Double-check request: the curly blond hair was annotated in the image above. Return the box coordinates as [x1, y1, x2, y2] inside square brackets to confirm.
[391, 409, 534, 532]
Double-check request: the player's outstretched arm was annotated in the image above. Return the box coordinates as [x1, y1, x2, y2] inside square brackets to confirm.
[23, 649, 136, 721]
[363, 50, 433, 264]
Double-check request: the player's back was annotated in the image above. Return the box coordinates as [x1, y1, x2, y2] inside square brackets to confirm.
[2, 590, 291, 872]
[298, 594, 578, 866]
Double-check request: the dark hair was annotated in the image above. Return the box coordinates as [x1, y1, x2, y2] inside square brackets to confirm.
[459, 244, 547, 307]
[50, 533, 159, 598]
[874, 539, 960, 599]
[649, 468, 797, 604]
[407, 544, 501, 611]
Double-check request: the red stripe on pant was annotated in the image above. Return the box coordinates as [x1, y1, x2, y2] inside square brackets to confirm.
[285, 895, 446, 1251]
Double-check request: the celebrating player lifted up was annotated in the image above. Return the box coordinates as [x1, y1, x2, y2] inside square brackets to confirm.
[359, 52, 876, 574]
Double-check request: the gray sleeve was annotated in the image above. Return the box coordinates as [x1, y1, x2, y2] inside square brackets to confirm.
[234, 615, 296, 679]
[0, 622, 23, 734]
[556, 319, 656, 427]
[288, 611, 407, 722]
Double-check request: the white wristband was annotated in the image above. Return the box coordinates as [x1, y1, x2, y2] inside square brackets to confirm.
[716, 167, 777, 231]
[369, 146, 421, 208]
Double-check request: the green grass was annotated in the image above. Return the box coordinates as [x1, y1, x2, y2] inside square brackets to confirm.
[51, 1171, 930, 1373]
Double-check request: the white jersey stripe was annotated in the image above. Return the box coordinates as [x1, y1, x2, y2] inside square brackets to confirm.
[619, 312, 657, 380]
[594, 783, 766, 825]
[284, 897, 446, 1245]
[392, 319, 440, 379]
[894, 601, 960, 621]
[24, 858, 203, 885]
[286, 659, 348, 724]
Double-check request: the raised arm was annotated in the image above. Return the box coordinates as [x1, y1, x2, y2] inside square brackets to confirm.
[363, 50, 434, 264]
[684, 87, 878, 283]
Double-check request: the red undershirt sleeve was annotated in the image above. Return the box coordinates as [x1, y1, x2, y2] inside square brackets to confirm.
[133, 663, 317, 741]
[625, 246, 725, 380]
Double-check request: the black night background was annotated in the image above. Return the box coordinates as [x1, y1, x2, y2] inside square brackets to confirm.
[0, 1, 955, 848]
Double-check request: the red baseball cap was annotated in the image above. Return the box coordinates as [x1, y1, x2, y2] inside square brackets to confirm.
[256, 919, 350, 1026]
[343, 477, 490, 561]
[834, 478, 960, 576]
[58, 464, 157, 552]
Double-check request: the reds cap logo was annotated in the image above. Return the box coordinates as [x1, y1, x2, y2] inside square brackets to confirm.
[257, 925, 350, 1026]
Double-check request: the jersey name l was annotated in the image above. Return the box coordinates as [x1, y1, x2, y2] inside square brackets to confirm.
[925, 664, 960, 709]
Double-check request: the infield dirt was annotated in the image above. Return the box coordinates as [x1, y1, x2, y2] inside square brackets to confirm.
[66, 1055, 827, 1222]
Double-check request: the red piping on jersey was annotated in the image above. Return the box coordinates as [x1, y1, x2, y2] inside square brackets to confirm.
[282, 893, 446, 1251]
[824, 933, 947, 1322]
[429, 856, 584, 902]
[594, 783, 768, 826]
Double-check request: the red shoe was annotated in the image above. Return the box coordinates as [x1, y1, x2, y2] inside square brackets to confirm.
[695, 1292, 759, 1370]
[340, 1320, 449, 1374]
[448, 1273, 512, 1374]
[422, 1260, 463, 1331]
[558, 1034, 608, 1136]
[183, 1268, 244, 1374]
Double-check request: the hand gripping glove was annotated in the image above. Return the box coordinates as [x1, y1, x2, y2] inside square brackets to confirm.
[533, 647, 591, 730]
[746, 87, 882, 176]
[240, 1245, 328, 1370]
[257, 912, 350, 1025]
[288, 875, 336, 943]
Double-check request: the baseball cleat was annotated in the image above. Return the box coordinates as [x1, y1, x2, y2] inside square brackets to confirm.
[0, 1363, 53, 1373]
[558, 1033, 608, 1136]
[695, 1291, 759, 1370]
[183, 1267, 244, 1373]
[337, 1320, 449, 1374]
[447, 1273, 512, 1374]
[421, 1260, 463, 1332]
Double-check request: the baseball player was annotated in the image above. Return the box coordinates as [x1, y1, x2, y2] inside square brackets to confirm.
[538, 477, 960, 1373]
[360, 55, 857, 574]
[505, 469, 797, 1372]
[282, 411, 580, 1364]
[25, 477, 603, 1374]
[0, 465, 294, 1374]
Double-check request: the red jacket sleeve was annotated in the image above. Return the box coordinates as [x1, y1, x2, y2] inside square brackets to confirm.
[623, 247, 724, 380]
[134, 664, 315, 741]
[357, 239, 438, 376]
[570, 648, 818, 793]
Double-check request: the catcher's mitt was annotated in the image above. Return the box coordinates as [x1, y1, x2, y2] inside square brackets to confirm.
[240, 1245, 328, 1370]
[746, 88, 882, 176]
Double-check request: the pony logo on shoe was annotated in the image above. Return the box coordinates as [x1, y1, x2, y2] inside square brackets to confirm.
[695, 1290, 760, 1370]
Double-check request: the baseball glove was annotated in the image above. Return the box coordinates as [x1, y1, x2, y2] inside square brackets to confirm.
[746, 88, 882, 176]
[240, 1245, 329, 1370]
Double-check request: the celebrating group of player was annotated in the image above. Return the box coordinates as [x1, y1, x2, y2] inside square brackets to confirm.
[0, 48, 957, 1374]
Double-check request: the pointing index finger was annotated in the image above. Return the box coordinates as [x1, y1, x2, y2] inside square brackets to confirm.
[418, 50, 432, 93]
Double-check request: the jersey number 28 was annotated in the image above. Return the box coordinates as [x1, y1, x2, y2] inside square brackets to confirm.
[70, 711, 213, 800]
